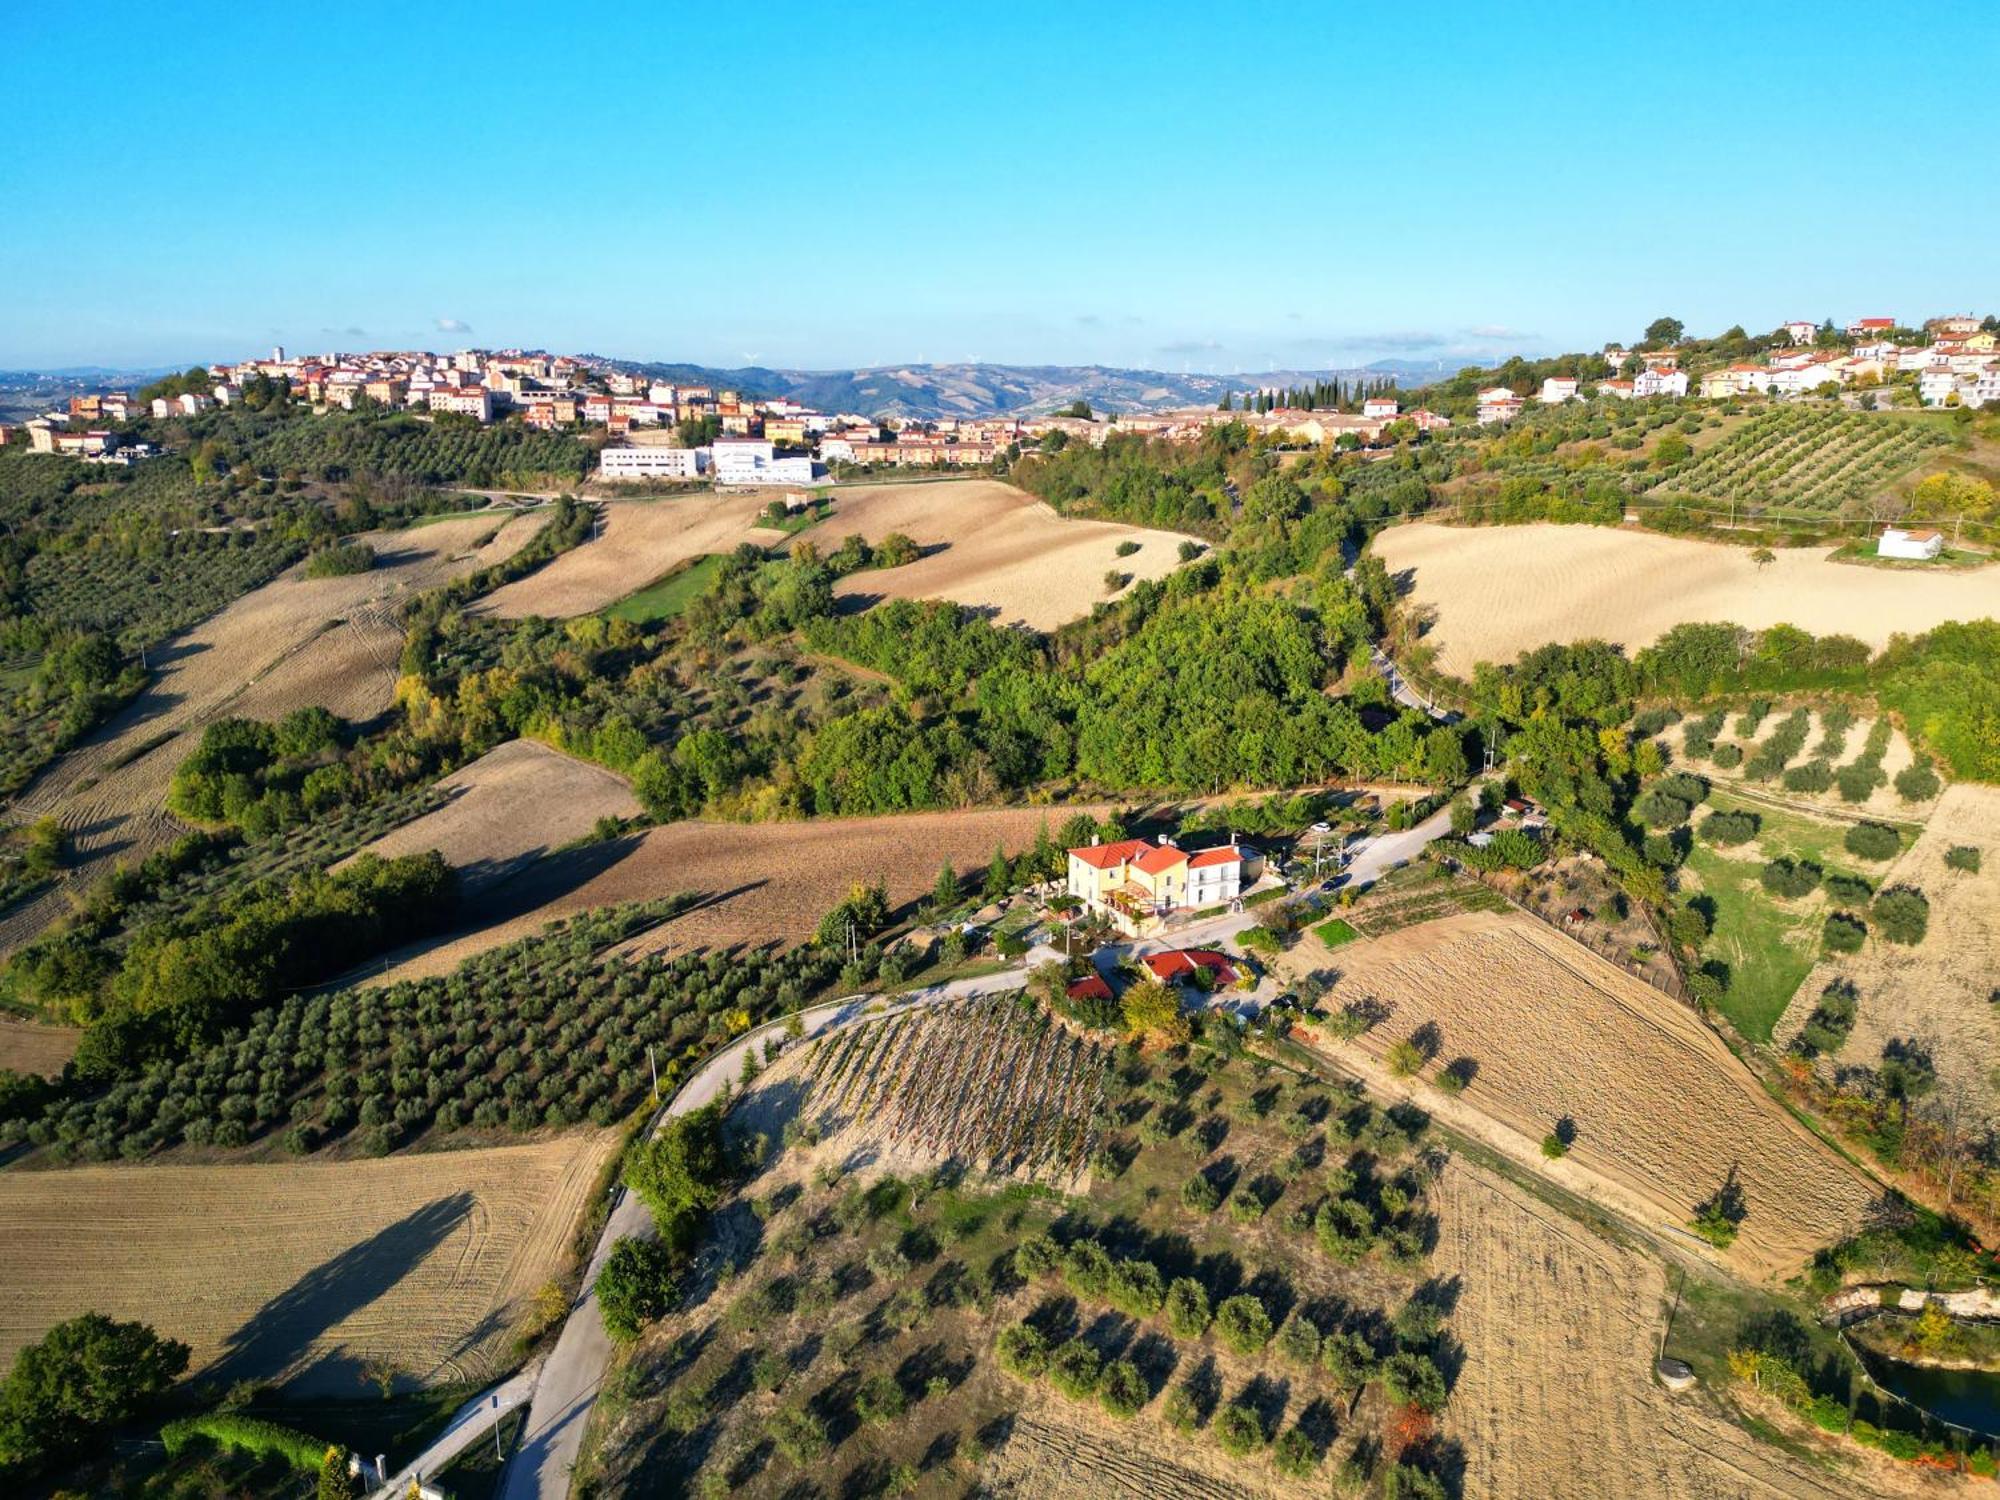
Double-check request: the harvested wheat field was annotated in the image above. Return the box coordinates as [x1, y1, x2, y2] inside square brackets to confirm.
[0, 1016, 79, 1076]
[0, 1131, 614, 1393]
[1776, 783, 2000, 1123]
[367, 804, 1107, 984]
[1325, 912, 1876, 1277]
[982, 1399, 1294, 1500]
[0, 513, 546, 957]
[340, 738, 640, 890]
[1374, 521, 2000, 674]
[477, 492, 788, 617]
[1437, 1158, 1918, 1499]
[815, 480, 1195, 630]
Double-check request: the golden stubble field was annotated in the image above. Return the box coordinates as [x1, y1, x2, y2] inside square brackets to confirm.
[0, 1131, 616, 1392]
[473, 480, 1194, 629]
[0, 1016, 79, 1076]
[1373, 521, 2000, 674]
[340, 738, 641, 890]
[0, 512, 545, 957]
[477, 492, 790, 617]
[1437, 1159, 1920, 1499]
[366, 803, 1108, 984]
[812, 480, 1194, 630]
[1775, 783, 2000, 1122]
[1320, 912, 1876, 1278]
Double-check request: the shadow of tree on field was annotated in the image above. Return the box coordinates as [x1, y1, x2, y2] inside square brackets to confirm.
[207, 1191, 475, 1393]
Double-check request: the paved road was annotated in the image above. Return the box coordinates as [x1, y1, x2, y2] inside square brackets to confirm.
[371, 1366, 537, 1498]
[498, 970, 1028, 1500]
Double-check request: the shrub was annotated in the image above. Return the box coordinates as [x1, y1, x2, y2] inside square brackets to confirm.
[1163, 1277, 1211, 1338]
[1214, 1294, 1273, 1356]
[1098, 1358, 1146, 1418]
[304, 542, 376, 578]
[159, 1413, 326, 1473]
[1385, 1039, 1424, 1078]
[1163, 1380, 1201, 1430]
[1760, 859, 1820, 899]
[1213, 1401, 1266, 1457]
[1894, 759, 1941, 802]
[1106, 1259, 1165, 1319]
[1114, 539, 1141, 558]
[1822, 872, 1873, 906]
[1181, 1174, 1222, 1214]
[1844, 822, 1901, 861]
[1699, 810, 1759, 846]
[1273, 1425, 1320, 1477]
[767, 1404, 829, 1463]
[1711, 743, 1743, 770]
[1384, 1465, 1449, 1500]
[855, 1369, 908, 1425]
[1047, 1338, 1102, 1400]
[1872, 886, 1930, 945]
[1275, 1312, 1321, 1367]
[1822, 914, 1867, 954]
[995, 1322, 1048, 1379]
[1013, 1234, 1061, 1280]
[1060, 1239, 1113, 1300]
[1379, 1351, 1448, 1411]
[1541, 1133, 1568, 1159]
[1636, 790, 1692, 829]
[1792, 979, 1859, 1059]
[1945, 845, 1981, 874]
[1781, 759, 1832, 794]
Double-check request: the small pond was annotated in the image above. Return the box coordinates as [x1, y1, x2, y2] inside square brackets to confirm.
[1858, 1343, 2000, 1442]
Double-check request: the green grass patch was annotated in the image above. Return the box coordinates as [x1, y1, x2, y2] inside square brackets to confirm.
[1242, 886, 1288, 908]
[1314, 918, 1360, 948]
[603, 553, 726, 623]
[1684, 845, 1820, 1043]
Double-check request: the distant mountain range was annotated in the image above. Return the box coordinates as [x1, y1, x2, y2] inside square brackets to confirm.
[590, 359, 1458, 420]
[0, 356, 1474, 424]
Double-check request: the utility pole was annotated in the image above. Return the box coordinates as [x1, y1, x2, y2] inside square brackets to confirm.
[492, 1394, 504, 1463]
[647, 1044, 658, 1102]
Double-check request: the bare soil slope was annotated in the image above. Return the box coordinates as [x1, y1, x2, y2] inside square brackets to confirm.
[478, 493, 787, 617]
[0, 1131, 616, 1392]
[1374, 522, 2000, 674]
[1325, 912, 1875, 1277]
[0, 514, 544, 956]
[340, 738, 640, 891]
[816, 480, 1194, 629]
[1439, 1158, 1917, 1499]
[1775, 783, 2000, 1120]
[366, 804, 1105, 984]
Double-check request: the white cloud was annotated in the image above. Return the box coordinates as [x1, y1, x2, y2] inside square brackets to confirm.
[435, 316, 472, 334]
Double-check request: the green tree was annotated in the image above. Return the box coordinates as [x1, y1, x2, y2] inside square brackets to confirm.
[596, 1236, 682, 1341]
[318, 1446, 363, 1500]
[624, 1104, 727, 1248]
[0, 1313, 189, 1475]
[1644, 316, 1685, 347]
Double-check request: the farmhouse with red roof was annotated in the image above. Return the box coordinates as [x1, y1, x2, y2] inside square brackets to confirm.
[1066, 834, 1253, 932]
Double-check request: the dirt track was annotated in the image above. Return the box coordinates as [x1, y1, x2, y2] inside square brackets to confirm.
[1374, 521, 2000, 673]
[1323, 912, 1876, 1279]
[340, 739, 640, 890]
[0, 514, 542, 958]
[365, 804, 1105, 984]
[1775, 783, 2000, 1125]
[0, 1131, 616, 1392]
[1438, 1158, 1918, 1499]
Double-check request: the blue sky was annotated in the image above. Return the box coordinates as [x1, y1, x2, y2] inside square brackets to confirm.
[3, 3, 1995, 373]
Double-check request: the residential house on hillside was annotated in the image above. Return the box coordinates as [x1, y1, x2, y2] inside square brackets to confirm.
[1784, 320, 1819, 345]
[1847, 318, 1896, 338]
[1475, 387, 1524, 424]
[1362, 397, 1400, 419]
[1538, 376, 1580, 404]
[1142, 948, 1240, 988]
[1634, 367, 1689, 398]
[1066, 836, 1253, 932]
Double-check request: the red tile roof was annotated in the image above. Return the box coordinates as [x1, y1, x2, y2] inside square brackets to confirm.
[1188, 847, 1242, 869]
[1143, 948, 1238, 985]
[1069, 838, 1153, 871]
[1066, 975, 1114, 1003]
[1133, 843, 1188, 875]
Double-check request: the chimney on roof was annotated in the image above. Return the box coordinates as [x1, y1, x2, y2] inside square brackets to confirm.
[1090, 835, 1099, 846]
[1158, 834, 1170, 845]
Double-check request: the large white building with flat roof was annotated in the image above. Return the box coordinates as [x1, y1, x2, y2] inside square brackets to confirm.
[598, 444, 707, 480]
